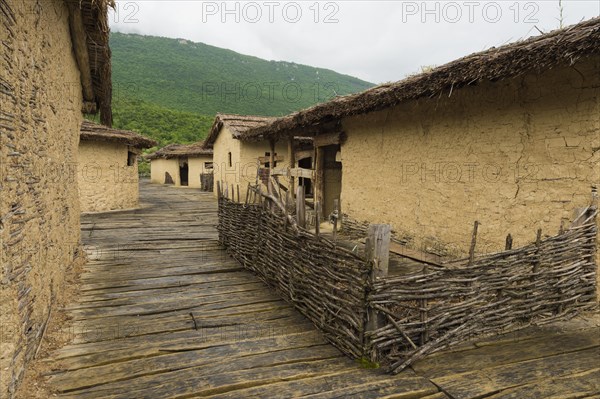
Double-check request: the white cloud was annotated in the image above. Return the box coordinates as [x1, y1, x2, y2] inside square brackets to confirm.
[111, 1, 600, 84]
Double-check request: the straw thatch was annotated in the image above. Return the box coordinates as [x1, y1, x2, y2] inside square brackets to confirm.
[72, 0, 114, 126]
[203, 114, 277, 148]
[242, 17, 600, 141]
[80, 120, 157, 148]
[146, 142, 213, 160]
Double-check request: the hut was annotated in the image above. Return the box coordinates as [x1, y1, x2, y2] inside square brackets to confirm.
[78, 121, 157, 212]
[243, 18, 600, 269]
[147, 142, 214, 190]
[203, 114, 290, 201]
[0, 0, 112, 396]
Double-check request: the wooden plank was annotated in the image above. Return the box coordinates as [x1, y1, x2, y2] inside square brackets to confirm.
[288, 136, 296, 198]
[365, 224, 391, 358]
[313, 132, 344, 147]
[431, 346, 600, 399]
[295, 149, 313, 161]
[296, 186, 306, 228]
[413, 327, 600, 379]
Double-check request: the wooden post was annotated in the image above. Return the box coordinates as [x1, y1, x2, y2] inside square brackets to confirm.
[315, 201, 321, 237]
[269, 139, 276, 176]
[217, 181, 222, 199]
[245, 183, 250, 204]
[365, 224, 391, 361]
[236, 184, 240, 203]
[296, 186, 306, 228]
[505, 233, 513, 250]
[332, 199, 339, 243]
[314, 146, 324, 221]
[288, 136, 295, 200]
[468, 221, 479, 265]
[420, 265, 429, 345]
[532, 228, 542, 275]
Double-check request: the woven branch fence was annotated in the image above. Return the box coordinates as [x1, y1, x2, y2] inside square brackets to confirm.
[368, 208, 598, 372]
[217, 184, 598, 373]
[218, 188, 370, 357]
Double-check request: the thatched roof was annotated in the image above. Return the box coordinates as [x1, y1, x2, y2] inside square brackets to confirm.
[203, 114, 277, 148]
[70, 0, 114, 126]
[243, 17, 600, 141]
[146, 142, 214, 160]
[80, 121, 157, 148]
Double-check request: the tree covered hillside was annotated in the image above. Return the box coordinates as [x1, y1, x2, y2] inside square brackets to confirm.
[109, 32, 373, 146]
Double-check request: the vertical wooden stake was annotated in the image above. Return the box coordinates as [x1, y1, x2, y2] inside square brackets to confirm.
[296, 186, 306, 228]
[365, 224, 391, 361]
[245, 183, 250, 205]
[468, 221, 479, 266]
[217, 181, 222, 199]
[333, 199, 339, 243]
[420, 265, 429, 345]
[315, 201, 321, 237]
[288, 136, 295, 199]
[315, 146, 324, 220]
[505, 233, 513, 250]
[532, 228, 542, 275]
[236, 184, 240, 203]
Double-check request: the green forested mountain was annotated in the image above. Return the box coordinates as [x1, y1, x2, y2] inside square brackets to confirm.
[109, 32, 373, 147]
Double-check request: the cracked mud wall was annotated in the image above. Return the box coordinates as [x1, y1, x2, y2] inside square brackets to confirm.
[78, 141, 140, 213]
[340, 58, 600, 265]
[0, 0, 83, 396]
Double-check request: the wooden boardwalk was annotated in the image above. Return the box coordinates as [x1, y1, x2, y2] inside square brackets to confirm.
[44, 181, 600, 398]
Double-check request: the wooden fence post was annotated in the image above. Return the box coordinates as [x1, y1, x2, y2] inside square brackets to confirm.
[365, 224, 391, 361]
[315, 201, 321, 237]
[332, 199, 339, 242]
[217, 181, 222, 199]
[296, 186, 305, 228]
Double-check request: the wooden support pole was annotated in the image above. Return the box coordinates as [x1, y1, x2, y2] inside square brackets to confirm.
[296, 186, 306, 228]
[468, 221, 479, 266]
[217, 181, 222, 199]
[269, 139, 276, 176]
[245, 183, 250, 205]
[365, 224, 391, 360]
[315, 146, 324, 220]
[505, 233, 513, 250]
[332, 199, 339, 243]
[315, 201, 321, 237]
[533, 228, 542, 275]
[288, 136, 295, 200]
[236, 184, 240, 203]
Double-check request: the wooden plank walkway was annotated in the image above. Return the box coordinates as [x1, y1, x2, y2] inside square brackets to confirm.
[43, 181, 600, 398]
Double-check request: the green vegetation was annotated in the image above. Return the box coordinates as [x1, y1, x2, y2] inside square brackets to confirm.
[109, 32, 374, 145]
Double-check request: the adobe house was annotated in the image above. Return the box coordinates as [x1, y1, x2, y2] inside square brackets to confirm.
[147, 142, 214, 190]
[203, 114, 290, 201]
[0, 0, 112, 396]
[244, 19, 600, 270]
[79, 121, 157, 212]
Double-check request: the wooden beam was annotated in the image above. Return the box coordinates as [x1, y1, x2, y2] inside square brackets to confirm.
[290, 167, 314, 180]
[258, 155, 284, 164]
[295, 149, 313, 161]
[314, 132, 345, 147]
[67, 1, 94, 103]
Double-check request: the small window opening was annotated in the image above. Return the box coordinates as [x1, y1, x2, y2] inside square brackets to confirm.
[204, 162, 213, 170]
[264, 152, 277, 168]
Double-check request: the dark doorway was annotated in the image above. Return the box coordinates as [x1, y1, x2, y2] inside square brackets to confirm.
[298, 157, 313, 197]
[165, 172, 174, 185]
[179, 161, 189, 186]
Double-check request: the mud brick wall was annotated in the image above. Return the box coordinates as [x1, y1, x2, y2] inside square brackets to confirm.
[0, 0, 83, 396]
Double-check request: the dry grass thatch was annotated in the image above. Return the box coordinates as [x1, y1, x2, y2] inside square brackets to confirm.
[146, 142, 214, 160]
[80, 120, 157, 148]
[76, 0, 114, 126]
[203, 113, 277, 148]
[242, 17, 600, 141]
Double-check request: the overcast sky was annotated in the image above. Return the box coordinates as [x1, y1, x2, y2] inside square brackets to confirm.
[110, 1, 600, 84]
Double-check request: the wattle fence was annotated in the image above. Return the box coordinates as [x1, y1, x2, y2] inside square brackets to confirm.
[217, 184, 598, 372]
